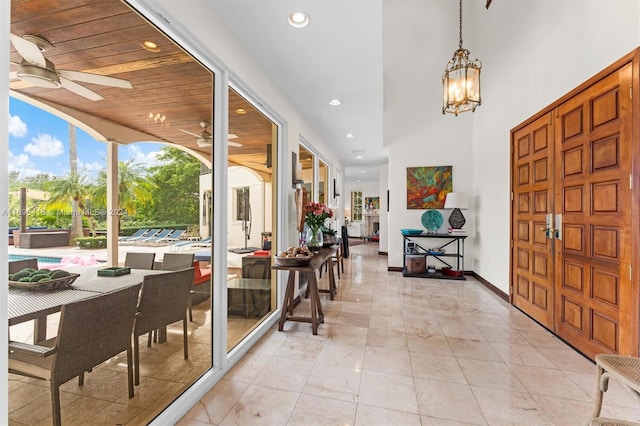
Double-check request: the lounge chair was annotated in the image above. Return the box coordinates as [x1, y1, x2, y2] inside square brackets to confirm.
[169, 236, 212, 252]
[189, 260, 211, 321]
[145, 229, 185, 246]
[118, 228, 149, 241]
[131, 229, 172, 245]
[120, 229, 161, 244]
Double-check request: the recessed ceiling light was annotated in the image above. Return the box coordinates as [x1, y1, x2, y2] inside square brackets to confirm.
[288, 11, 310, 28]
[360, 170, 365, 173]
[235, 108, 247, 115]
[356, 155, 363, 159]
[346, 133, 355, 139]
[140, 40, 161, 52]
[329, 99, 341, 106]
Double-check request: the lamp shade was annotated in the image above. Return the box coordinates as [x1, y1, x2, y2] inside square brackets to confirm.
[444, 192, 468, 210]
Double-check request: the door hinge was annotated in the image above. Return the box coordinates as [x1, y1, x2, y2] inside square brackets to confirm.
[630, 84, 633, 100]
[630, 265, 633, 281]
[511, 192, 514, 201]
[630, 174, 633, 190]
[511, 240, 514, 248]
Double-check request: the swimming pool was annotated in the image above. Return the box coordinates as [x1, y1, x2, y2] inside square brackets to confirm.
[8, 254, 63, 264]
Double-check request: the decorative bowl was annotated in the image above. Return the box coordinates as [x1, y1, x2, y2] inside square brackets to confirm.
[9, 273, 80, 291]
[401, 229, 423, 236]
[442, 267, 463, 277]
[274, 255, 313, 266]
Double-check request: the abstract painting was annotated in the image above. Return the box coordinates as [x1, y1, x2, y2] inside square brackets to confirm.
[364, 197, 380, 212]
[406, 166, 452, 209]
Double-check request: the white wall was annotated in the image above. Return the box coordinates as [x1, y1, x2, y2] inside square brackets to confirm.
[378, 164, 389, 252]
[384, 0, 640, 293]
[471, 0, 640, 292]
[227, 167, 266, 249]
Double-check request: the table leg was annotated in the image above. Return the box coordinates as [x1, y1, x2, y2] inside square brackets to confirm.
[328, 260, 337, 300]
[33, 316, 47, 343]
[278, 272, 295, 331]
[308, 273, 319, 335]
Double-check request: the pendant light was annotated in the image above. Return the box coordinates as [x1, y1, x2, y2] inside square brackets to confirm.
[442, 0, 482, 115]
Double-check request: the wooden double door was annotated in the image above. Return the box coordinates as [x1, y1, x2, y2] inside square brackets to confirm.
[511, 51, 639, 359]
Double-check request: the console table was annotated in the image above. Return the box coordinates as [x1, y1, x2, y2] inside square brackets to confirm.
[402, 233, 467, 280]
[272, 246, 338, 334]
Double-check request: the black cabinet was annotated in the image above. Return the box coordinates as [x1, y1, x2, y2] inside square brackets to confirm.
[402, 233, 467, 280]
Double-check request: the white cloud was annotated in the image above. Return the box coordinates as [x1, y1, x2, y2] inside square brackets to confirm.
[25, 133, 65, 157]
[8, 113, 27, 137]
[126, 144, 164, 165]
[79, 160, 104, 174]
[8, 150, 46, 177]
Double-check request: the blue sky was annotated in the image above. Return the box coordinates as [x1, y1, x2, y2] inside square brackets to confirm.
[8, 97, 164, 178]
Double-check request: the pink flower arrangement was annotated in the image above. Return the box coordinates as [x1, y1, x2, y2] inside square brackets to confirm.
[304, 202, 333, 231]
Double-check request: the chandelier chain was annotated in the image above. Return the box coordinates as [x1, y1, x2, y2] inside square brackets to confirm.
[458, 0, 463, 50]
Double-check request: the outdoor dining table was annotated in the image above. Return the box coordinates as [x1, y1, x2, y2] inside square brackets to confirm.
[272, 245, 338, 335]
[8, 266, 167, 344]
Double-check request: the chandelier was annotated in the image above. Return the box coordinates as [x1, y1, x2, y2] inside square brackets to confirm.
[442, 0, 482, 115]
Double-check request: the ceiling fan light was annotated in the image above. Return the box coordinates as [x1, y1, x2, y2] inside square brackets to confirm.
[17, 64, 61, 88]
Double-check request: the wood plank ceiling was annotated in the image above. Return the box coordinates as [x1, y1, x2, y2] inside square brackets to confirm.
[9, 0, 274, 176]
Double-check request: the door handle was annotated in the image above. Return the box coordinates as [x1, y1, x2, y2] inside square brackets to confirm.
[555, 213, 562, 240]
[545, 213, 555, 239]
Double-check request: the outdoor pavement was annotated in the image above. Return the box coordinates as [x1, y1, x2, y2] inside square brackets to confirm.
[8, 241, 208, 265]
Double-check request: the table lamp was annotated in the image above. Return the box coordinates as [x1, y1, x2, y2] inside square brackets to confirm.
[444, 192, 468, 229]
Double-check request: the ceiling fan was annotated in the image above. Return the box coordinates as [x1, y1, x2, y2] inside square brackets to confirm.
[179, 121, 243, 148]
[9, 33, 133, 101]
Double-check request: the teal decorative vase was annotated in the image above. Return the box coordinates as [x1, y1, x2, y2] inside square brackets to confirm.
[306, 227, 323, 252]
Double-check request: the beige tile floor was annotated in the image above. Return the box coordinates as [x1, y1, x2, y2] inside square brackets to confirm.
[8, 242, 640, 425]
[179, 243, 640, 426]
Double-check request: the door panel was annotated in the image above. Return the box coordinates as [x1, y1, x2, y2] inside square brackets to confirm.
[554, 63, 634, 358]
[511, 113, 555, 328]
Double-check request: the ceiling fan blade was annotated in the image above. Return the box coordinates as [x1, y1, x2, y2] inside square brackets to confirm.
[58, 70, 132, 89]
[10, 34, 46, 68]
[179, 128, 200, 137]
[9, 71, 18, 80]
[60, 77, 103, 101]
[229, 141, 243, 147]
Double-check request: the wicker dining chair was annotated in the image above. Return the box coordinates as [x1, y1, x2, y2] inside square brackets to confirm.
[8, 284, 141, 426]
[124, 252, 156, 270]
[8, 257, 38, 274]
[133, 268, 194, 385]
[590, 353, 640, 426]
[159, 252, 195, 271]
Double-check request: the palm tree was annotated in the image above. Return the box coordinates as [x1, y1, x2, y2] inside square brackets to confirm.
[95, 160, 156, 235]
[43, 171, 94, 242]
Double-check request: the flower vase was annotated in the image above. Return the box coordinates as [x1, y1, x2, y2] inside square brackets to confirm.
[306, 227, 323, 252]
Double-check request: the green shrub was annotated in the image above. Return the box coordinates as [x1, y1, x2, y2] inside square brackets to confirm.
[76, 237, 107, 249]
